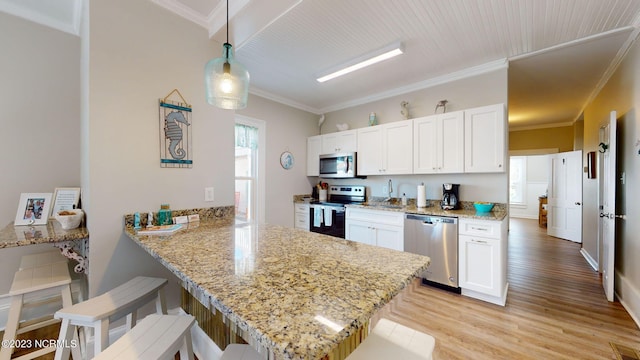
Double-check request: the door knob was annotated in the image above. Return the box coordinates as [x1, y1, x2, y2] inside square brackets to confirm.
[600, 213, 607, 218]
[575, 202, 581, 205]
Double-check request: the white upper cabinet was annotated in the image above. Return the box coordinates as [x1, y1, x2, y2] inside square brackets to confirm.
[306, 135, 322, 176]
[321, 129, 357, 154]
[413, 111, 464, 174]
[464, 104, 506, 173]
[357, 119, 413, 175]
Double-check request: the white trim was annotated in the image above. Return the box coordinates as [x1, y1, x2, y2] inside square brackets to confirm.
[509, 122, 575, 132]
[249, 87, 323, 114]
[616, 272, 640, 330]
[150, 0, 209, 28]
[235, 115, 267, 225]
[580, 248, 598, 271]
[509, 149, 559, 156]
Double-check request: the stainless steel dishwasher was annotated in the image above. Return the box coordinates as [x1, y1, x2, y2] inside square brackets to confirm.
[404, 214, 460, 292]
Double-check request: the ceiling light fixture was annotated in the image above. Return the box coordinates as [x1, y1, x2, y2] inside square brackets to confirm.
[316, 41, 404, 83]
[204, 0, 250, 110]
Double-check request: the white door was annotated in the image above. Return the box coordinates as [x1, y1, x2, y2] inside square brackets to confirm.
[600, 111, 617, 302]
[547, 150, 582, 242]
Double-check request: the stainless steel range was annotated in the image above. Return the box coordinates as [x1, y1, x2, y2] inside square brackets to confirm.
[309, 185, 365, 238]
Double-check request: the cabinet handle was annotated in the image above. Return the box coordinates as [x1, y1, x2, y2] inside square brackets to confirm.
[499, 164, 502, 167]
[470, 226, 488, 232]
[471, 239, 488, 244]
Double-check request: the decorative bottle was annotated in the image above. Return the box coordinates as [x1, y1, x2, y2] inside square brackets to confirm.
[158, 204, 172, 225]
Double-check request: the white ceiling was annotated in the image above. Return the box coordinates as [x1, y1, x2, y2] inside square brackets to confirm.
[4, 0, 640, 129]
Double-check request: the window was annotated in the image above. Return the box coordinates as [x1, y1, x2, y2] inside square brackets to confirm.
[510, 156, 526, 204]
[235, 117, 265, 224]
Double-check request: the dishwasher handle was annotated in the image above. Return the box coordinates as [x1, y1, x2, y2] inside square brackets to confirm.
[405, 214, 457, 224]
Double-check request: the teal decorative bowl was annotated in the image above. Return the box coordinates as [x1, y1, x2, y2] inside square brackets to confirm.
[474, 203, 494, 213]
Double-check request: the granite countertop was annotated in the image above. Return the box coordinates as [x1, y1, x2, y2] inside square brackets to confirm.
[294, 195, 507, 221]
[0, 220, 89, 249]
[124, 218, 430, 360]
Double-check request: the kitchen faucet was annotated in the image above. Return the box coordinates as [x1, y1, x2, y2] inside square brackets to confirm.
[385, 179, 393, 201]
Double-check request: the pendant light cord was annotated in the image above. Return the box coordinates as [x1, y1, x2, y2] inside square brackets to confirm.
[226, 0, 229, 45]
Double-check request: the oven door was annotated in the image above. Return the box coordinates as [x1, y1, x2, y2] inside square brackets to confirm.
[309, 205, 346, 238]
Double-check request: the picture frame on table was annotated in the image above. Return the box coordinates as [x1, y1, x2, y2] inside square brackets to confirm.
[51, 187, 81, 217]
[14, 193, 52, 226]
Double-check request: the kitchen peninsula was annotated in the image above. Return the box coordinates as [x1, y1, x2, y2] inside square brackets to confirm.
[124, 208, 431, 360]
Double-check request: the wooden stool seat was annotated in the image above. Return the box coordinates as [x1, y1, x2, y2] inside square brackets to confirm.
[19, 249, 67, 270]
[0, 262, 76, 360]
[92, 315, 195, 360]
[220, 344, 263, 360]
[345, 319, 435, 360]
[54, 276, 168, 359]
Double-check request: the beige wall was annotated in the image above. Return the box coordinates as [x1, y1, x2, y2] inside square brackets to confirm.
[509, 126, 574, 152]
[324, 68, 510, 204]
[0, 13, 81, 294]
[583, 32, 640, 321]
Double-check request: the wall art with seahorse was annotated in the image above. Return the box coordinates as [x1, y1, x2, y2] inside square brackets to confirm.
[159, 97, 192, 168]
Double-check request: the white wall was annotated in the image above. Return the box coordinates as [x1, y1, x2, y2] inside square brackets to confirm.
[238, 95, 317, 227]
[319, 68, 510, 204]
[509, 155, 549, 219]
[583, 32, 640, 324]
[0, 13, 81, 294]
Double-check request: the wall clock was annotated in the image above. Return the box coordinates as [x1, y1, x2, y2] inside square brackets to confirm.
[280, 151, 294, 170]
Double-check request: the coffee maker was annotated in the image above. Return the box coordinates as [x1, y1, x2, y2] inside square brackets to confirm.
[441, 183, 460, 210]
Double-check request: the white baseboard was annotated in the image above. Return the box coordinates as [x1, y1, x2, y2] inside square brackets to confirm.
[580, 248, 598, 271]
[615, 272, 640, 330]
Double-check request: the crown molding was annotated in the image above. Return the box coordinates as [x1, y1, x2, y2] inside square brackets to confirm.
[508, 121, 574, 132]
[150, 0, 209, 29]
[0, 0, 83, 36]
[249, 87, 323, 115]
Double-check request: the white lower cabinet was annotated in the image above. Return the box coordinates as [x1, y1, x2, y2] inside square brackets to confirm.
[458, 218, 508, 306]
[294, 203, 309, 231]
[345, 208, 403, 251]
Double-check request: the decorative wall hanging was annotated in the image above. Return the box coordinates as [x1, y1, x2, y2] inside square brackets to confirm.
[159, 89, 192, 168]
[280, 151, 294, 170]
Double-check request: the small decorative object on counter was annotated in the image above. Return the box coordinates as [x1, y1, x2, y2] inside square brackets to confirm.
[147, 211, 154, 227]
[158, 204, 172, 225]
[134, 212, 141, 229]
[402, 193, 407, 206]
[55, 209, 84, 230]
[369, 112, 377, 126]
[400, 101, 409, 119]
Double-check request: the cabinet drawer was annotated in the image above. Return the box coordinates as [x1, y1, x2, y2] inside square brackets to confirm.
[295, 203, 309, 213]
[295, 214, 309, 230]
[459, 219, 500, 239]
[346, 207, 404, 226]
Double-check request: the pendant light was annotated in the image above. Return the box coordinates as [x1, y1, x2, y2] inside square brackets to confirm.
[205, 0, 250, 110]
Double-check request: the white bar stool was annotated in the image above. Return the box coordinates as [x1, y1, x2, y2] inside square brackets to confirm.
[0, 262, 80, 360]
[54, 276, 168, 360]
[220, 344, 263, 360]
[345, 318, 435, 360]
[91, 315, 195, 360]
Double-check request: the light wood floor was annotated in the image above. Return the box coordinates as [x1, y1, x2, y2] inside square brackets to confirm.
[378, 218, 640, 359]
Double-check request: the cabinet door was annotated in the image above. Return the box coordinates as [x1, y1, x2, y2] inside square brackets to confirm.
[464, 104, 505, 173]
[322, 130, 357, 154]
[459, 234, 501, 297]
[375, 224, 404, 251]
[345, 220, 375, 245]
[307, 135, 322, 176]
[357, 126, 384, 175]
[383, 119, 413, 174]
[439, 111, 464, 173]
[413, 116, 439, 174]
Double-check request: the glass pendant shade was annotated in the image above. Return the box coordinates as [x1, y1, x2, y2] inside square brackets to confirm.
[205, 43, 250, 110]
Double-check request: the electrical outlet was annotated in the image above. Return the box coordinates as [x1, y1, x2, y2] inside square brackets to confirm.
[204, 187, 214, 202]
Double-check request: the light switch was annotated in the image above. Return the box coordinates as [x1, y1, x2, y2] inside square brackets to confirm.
[204, 187, 214, 202]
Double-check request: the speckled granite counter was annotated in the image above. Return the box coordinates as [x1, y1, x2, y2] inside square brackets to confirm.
[348, 202, 508, 221]
[124, 216, 430, 360]
[0, 220, 89, 272]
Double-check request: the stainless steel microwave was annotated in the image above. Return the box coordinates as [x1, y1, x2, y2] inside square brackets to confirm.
[319, 152, 356, 178]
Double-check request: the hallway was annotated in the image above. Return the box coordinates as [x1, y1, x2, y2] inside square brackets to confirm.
[381, 218, 640, 359]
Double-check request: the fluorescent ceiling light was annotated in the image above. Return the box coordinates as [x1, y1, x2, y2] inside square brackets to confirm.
[316, 41, 404, 83]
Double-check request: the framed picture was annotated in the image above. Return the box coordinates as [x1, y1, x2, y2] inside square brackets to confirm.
[14, 193, 52, 226]
[280, 151, 294, 170]
[51, 187, 81, 217]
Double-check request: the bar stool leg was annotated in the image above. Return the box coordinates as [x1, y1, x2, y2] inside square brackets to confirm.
[0, 295, 23, 360]
[94, 318, 110, 356]
[179, 330, 195, 360]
